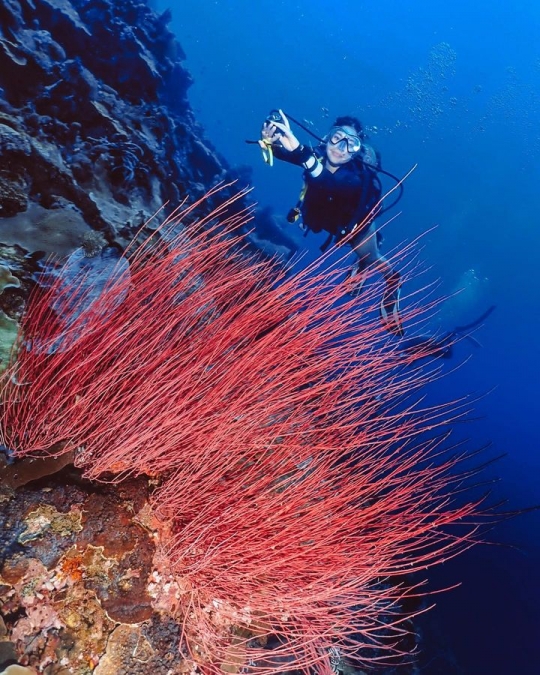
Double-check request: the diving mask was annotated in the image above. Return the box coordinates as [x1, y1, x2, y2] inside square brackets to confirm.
[328, 127, 362, 154]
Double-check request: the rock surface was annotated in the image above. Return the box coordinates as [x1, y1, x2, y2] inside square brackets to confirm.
[0, 0, 240, 243]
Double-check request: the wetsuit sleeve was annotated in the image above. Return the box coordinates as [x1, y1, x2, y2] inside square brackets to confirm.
[272, 144, 315, 167]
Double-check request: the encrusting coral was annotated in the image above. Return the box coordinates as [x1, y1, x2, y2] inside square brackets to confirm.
[0, 188, 489, 674]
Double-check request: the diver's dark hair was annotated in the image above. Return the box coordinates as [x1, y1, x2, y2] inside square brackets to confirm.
[333, 115, 365, 139]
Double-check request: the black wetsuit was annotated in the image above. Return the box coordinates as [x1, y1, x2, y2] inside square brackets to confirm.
[274, 144, 382, 244]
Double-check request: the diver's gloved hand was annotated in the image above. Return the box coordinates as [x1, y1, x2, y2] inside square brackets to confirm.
[261, 109, 300, 152]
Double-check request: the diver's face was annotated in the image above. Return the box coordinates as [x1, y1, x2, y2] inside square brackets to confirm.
[325, 126, 361, 166]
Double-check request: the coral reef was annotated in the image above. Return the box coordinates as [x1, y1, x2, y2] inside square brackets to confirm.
[0, 191, 488, 674]
[0, 463, 171, 674]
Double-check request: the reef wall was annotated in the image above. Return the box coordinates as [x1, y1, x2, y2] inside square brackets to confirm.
[0, 0, 230, 234]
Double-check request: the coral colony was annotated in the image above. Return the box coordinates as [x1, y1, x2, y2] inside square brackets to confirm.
[0, 190, 486, 673]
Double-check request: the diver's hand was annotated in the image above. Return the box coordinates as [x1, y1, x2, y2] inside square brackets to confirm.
[261, 109, 300, 152]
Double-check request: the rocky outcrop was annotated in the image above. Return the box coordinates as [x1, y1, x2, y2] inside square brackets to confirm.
[0, 0, 229, 242]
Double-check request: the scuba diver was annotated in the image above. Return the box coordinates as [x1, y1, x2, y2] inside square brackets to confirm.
[258, 109, 404, 337]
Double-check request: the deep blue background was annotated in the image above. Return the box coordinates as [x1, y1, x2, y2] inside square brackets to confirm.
[154, 1, 540, 672]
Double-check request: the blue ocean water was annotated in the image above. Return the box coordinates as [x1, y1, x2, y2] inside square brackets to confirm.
[155, 1, 540, 672]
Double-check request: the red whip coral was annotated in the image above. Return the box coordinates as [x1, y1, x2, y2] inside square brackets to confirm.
[0, 188, 486, 673]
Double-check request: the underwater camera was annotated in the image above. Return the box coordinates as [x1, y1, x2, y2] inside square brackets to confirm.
[266, 109, 284, 124]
